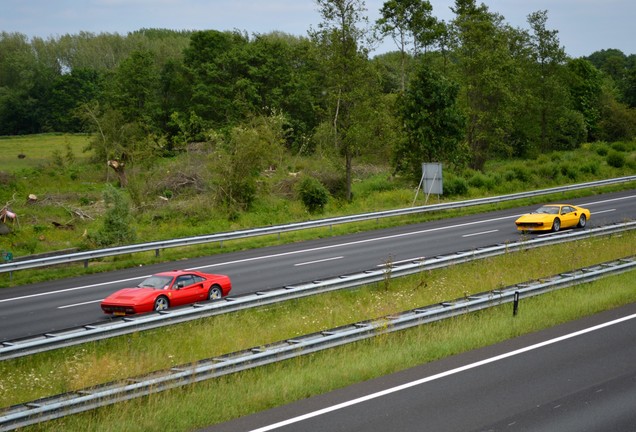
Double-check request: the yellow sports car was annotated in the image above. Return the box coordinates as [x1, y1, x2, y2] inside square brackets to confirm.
[515, 204, 591, 233]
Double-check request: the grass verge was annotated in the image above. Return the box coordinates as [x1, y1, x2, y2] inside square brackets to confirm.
[1, 232, 635, 431]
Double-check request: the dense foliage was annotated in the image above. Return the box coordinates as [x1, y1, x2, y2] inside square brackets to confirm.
[0, 0, 635, 250]
[1, 1, 635, 160]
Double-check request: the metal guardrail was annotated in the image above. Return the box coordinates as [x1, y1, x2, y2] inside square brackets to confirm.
[1, 176, 634, 274]
[1, 256, 634, 430]
[2, 221, 635, 361]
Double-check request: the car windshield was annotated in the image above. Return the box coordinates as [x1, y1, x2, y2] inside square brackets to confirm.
[535, 205, 559, 215]
[137, 275, 173, 289]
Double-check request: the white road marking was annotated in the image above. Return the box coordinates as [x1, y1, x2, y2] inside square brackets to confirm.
[2, 194, 632, 305]
[0, 276, 146, 304]
[247, 312, 636, 432]
[294, 256, 343, 267]
[58, 299, 103, 309]
[591, 209, 616, 215]
[462, 229, 498, 238]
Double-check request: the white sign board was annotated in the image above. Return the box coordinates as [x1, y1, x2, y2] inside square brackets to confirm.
[422, 163, 443, 195]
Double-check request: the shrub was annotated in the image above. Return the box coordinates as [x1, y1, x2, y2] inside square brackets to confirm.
[606, 151, 626, 168]
[88, 185, 136, 247]
[580, 160, 600, 175]
[297, 176, 330, 213]
[559, 163, 578, 181]
[467, 172, 488, 189]
[443, 176, 468, 197]
[593, 143, 609, 156]
[611, 142, 627, 152]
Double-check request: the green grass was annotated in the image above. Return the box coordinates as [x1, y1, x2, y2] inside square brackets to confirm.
[0, 133, 91, 172]
[2, 232, 634, 426]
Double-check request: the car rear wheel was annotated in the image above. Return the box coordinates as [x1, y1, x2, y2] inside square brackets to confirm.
[208, 285, 222, 301]
[577, 214, 587, 228]
[551, 218, 561, 232]
[154, 296, 169, 311]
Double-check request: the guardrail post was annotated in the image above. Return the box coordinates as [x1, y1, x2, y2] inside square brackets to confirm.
[84, 259, 89, 268]
[155, 249, 160, 258]
[513, 291, 520, 316]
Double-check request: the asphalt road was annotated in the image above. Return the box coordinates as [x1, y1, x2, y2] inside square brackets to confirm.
[0, 189, 634, 341]
[203, 302, 636, 432]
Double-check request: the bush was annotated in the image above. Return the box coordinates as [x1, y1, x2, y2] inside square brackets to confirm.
[297, 176, 330, 213]
[443, 176, 468, 196]
[580, 160, 600, 175]
[467, 172, 488, 189]
[606, 151, 626, 168]
[559, 163, 578, 181]
[611, 142, 627, 152]
[593, 143, 609, 156]
[88, 185, 136, 247]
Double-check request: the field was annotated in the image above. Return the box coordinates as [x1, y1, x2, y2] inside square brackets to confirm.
[0, 133, 92, 172]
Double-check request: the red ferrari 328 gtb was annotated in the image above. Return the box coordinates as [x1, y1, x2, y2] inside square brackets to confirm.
[101, 270, 232, 316]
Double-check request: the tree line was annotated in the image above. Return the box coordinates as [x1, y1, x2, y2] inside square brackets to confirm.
[1, 0, 635, 196]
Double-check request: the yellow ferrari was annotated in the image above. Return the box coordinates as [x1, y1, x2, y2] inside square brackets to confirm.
[515, 204, 591, 233]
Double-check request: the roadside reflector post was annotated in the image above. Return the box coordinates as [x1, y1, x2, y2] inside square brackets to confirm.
[513, 291, 520, 316]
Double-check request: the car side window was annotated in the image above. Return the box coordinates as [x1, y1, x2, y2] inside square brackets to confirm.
[176, 275, 194, 288]
[562, 206, 573, 214]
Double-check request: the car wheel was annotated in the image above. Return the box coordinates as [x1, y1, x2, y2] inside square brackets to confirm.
[154, 296, 169, 311]
[208, 285, 222, 301]
[552, 218, 561, 232]
[577, 214, 587, 228]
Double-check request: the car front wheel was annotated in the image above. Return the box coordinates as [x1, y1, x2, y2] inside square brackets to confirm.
[552, 218, 561, 232]
[208, 285, 222, 301]
[577, 214, 587, 228]
[154, 296, 170, 311]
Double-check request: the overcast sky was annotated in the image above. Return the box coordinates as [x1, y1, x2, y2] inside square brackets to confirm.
[1, 0, 634, 58]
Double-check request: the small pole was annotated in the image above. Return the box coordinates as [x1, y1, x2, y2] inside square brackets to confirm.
[513, 291, 520, 316]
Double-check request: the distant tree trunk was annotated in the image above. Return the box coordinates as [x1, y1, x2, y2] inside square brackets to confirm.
[107, 160, 128, 188]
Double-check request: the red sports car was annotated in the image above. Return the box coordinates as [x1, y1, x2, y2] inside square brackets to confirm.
[101, 270, 232, 316]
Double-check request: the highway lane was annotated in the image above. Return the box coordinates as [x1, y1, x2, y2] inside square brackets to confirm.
[203, 303, 636, 432]
[0, 189, 634, 341]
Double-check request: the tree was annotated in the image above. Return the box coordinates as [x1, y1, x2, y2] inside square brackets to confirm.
[107, 49, 161, 127]
[394, 61, 465, 180]
[210, 114, 286, 213]
[183, 30, 251, 127]
[375, 0, 439, 91]
[450, 0, 517, 169]
[310, 0, 372, 201]
[566, 58, 603, 141]
[527, 10, 567, 151]
[44, 68, 102, 132]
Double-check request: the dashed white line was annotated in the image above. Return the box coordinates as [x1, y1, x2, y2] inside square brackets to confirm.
[58, 299, 103, 309]
[462, 229, 499, 238]
[591, 209, 616, 215]
[295, 256, 344, 267]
